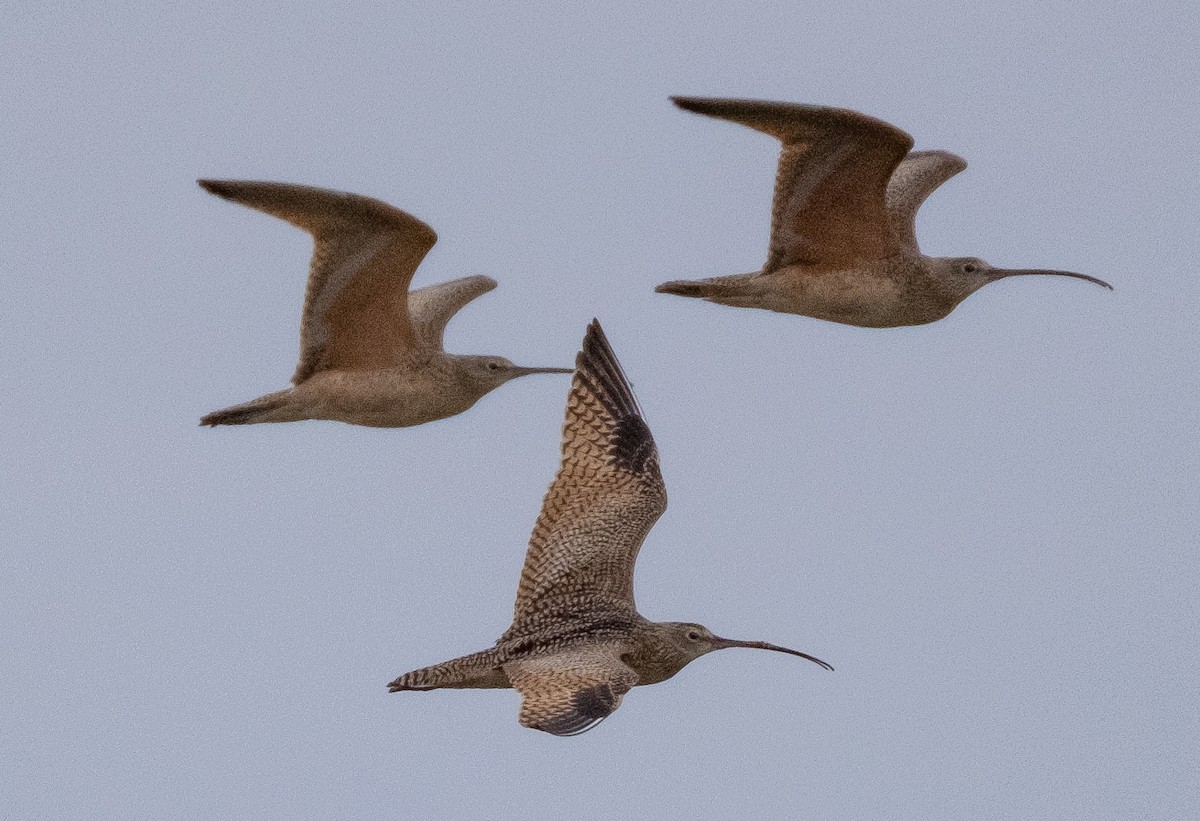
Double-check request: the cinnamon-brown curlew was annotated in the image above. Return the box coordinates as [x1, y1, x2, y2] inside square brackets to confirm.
[656, 96, 1112, 327]
[388, 320, 831, 736]
[198, 180, 570, 427]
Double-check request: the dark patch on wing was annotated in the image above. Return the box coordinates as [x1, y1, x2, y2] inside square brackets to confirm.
[576, 320, 658, 476]
[537, 684, 619, 736]
[573, 684, 618, 718]
[612, 415, 656, 474]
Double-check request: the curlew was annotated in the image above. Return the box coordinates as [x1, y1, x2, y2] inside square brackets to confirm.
[388, 320, 831, 736]
[656, 96, 1112, 327]
[198, 180, 570, 427]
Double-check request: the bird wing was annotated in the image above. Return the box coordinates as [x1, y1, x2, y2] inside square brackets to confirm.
[884, 150, 968, 252]
[672, 97, 914, 270]
[505, 643, 639, 736]
[198, 180, 438, 384]
[406, 275, 498, 351]
[511, 320, 667, 624]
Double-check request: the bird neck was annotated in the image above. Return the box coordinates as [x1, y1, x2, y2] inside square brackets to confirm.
[623, 624, 695, 685]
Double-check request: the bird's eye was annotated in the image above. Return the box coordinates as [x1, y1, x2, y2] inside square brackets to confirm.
[963, 263, 978, 274]
[487, 361, 500, 371]
[687, 630, 701, 641]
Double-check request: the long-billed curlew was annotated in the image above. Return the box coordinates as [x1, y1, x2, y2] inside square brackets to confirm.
[388, 320, 831, 736]
[198, 180, 570, 427]
[656, 97, 1112, 327]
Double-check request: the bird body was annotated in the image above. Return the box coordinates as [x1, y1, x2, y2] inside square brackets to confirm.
[673, 256, 952, 328]
[389, 321, 831, 735]
[198, 180, 569, 427]
[657, 97, 1111, 327]
[203, 350, 544, 428]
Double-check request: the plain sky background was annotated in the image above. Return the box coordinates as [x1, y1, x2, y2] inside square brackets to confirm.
[4, 2, 1197, 818]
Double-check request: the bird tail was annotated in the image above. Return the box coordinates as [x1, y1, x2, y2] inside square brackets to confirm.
[655, 273, 762, 305]
[200, 389, 296, 426]
[388, 647, 510, 692]
[656, 277, 721, 299]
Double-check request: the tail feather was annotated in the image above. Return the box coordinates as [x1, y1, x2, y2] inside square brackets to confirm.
[656, 278, 718, 299]
[655, 273, 759, 303]
[388, 647, 510, 692]
[200, 389, 295, 426]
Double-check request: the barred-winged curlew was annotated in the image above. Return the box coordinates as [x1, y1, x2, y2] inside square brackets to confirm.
[656, 97, 1112, 327]
[198, 180, 570, 427]
[388, 320, 831, 736]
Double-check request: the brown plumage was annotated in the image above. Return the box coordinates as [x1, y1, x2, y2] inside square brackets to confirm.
[657, 97, 1112, 327]
[388, 320, 831, 736]
[198, 180, 570, 428]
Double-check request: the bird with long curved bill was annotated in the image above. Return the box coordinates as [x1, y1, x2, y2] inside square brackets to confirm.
[198, 180, 570, 428]
[657, 97, 1112, 328]
[389, 319, 831, 736]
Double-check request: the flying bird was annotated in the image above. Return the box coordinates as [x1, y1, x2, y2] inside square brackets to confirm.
[198, 180, 570, 427]
[389, 320, 831, 736]
[656, 97, 1112, 327]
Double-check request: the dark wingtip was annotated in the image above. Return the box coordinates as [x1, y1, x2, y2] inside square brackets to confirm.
[579, 318, 614, 367]
[574, 320, 657, 476]
[669, 95, 914, 149]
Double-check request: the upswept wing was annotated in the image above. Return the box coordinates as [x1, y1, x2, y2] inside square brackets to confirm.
[511, 320, 666, 624]
[884, 150, 968, 252]
[505, 643, 639, 736]
[198, 180, 437, 384]
[672, 97, 914, 270]
[406, 275, 498, 351]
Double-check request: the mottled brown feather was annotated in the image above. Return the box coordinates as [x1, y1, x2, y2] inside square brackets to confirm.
[505, 643, 638, 736]
[197, 180, 437, 384]
[511, 320, 667, 626]
[671, 96, 914, 270]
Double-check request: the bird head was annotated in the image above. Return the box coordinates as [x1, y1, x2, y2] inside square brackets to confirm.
[660, 621, 833, 672]
[932, 255, 1112, 302]
[458, 355, 573, 392]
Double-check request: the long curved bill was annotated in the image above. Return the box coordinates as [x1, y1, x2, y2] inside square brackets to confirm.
[513, 366, 575, 376]
[714, 637, 834, 671]
[989, 268, 1113, 290]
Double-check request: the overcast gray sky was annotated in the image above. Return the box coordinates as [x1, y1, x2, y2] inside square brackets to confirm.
[4, 2, 1197, 818]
